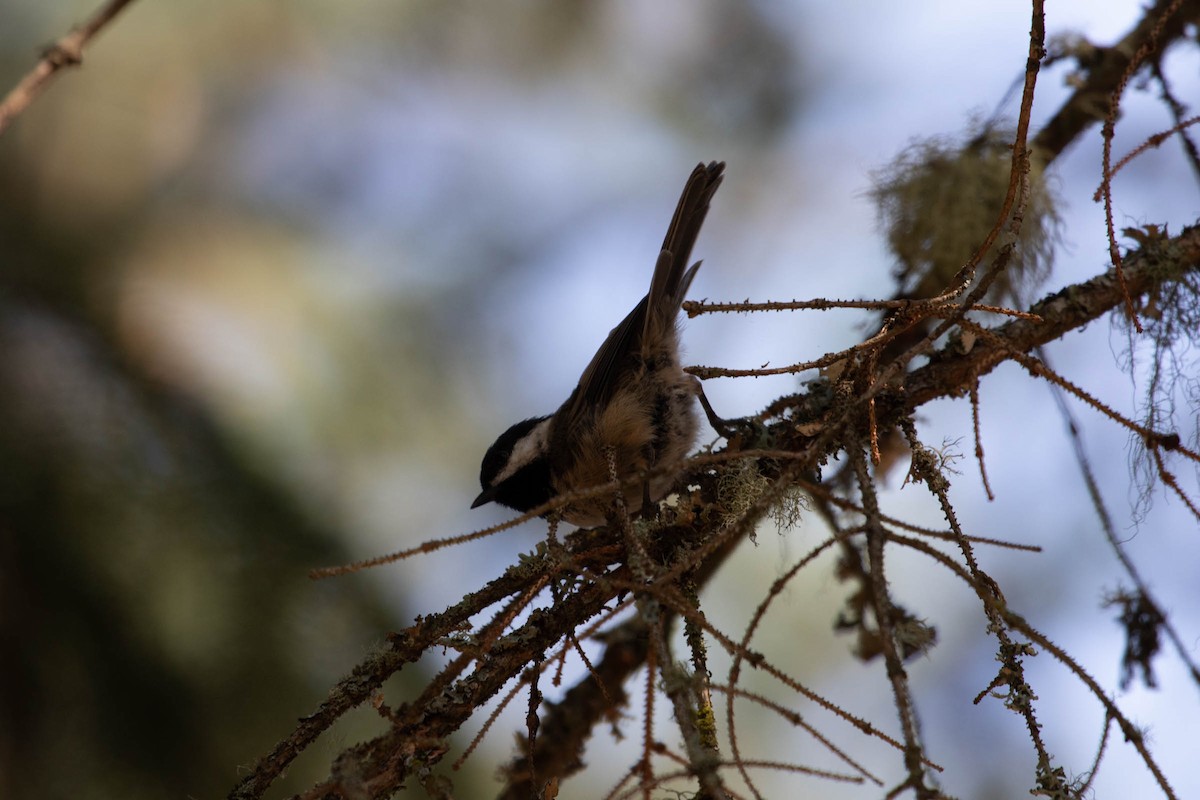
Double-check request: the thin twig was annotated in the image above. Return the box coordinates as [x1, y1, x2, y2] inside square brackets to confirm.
[0, 0, 140, 135]
[1096, 0, 1187, 332]
[850, 442, 933, 797]
[1037, 345, 1200, 691]
[969, 381, 996, 501]
[891, 534, 1179, 799]
[1150, 58, 1200, 180]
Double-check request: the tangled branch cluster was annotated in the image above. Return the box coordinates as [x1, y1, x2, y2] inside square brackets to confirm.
[233, 220, 1199, 799]
[225, 1, 1200, 798]
[0, 0, 1195, 798]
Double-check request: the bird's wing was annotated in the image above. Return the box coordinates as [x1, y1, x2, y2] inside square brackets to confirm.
[562, 162, 725, 425]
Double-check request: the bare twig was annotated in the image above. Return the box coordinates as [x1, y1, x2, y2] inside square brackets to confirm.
[891, 534, 1179, 800]
[0, 0, 140, 136]
[1096, 0, 1187, 332]
[1033, 0, 1200, 161]
[850, 442, 934, 798]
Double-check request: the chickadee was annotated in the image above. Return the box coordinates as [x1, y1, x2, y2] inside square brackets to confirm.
[472, 161, 725, 527]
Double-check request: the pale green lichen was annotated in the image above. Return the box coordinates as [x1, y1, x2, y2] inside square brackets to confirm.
[870, 120, 1063, 305]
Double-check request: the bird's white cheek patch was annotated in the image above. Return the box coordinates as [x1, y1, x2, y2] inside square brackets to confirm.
[494, 417, 553, 484]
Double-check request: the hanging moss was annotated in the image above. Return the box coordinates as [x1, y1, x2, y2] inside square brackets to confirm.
[870, 121, 1063, 305]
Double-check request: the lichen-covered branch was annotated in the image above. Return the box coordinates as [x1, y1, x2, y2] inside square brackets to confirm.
[903, 222, 1200, 409]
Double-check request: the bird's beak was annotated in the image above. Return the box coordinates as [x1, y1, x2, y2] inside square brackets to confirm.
[471, 487, 497, 509]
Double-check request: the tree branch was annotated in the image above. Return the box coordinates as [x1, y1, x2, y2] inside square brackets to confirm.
[0, 0, 140, 136]
[1033, 0, 1200, 163]
[229, 549, 564, 800]
[903, 222, 1200, 408]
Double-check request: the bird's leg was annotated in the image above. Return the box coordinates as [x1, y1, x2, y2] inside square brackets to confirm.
[696, 382, 731, 435]
[692, 378, 762, 445]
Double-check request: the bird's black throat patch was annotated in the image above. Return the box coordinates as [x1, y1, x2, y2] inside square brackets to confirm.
[479, 415, 555, 513]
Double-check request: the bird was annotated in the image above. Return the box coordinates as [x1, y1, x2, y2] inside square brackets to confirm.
[472, 161, 726, 527]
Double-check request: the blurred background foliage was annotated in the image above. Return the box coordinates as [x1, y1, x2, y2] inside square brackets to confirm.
[0, 1, 1196, 799]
